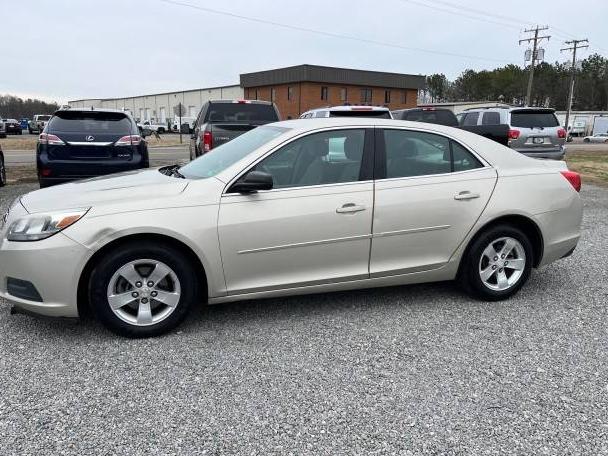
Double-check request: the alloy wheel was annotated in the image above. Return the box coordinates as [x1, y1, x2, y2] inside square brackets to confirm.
[106, 259, 181, 326]
[478, 236, 526, 291]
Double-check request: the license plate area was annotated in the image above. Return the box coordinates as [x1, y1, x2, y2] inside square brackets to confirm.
[531, 137, 546, 145]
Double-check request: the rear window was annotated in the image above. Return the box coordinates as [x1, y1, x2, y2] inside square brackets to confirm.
[511, 111, 559, 128]
[461, 112, 479, 126]
[38, 115, 51, 121]
[205, 103, 278, 122]
[329, 110, 391, 119]
[399, 110, 458, 126]
[48, 112, 133, 133]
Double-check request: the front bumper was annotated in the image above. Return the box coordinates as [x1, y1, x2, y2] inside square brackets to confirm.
[0, 232, 91, 317]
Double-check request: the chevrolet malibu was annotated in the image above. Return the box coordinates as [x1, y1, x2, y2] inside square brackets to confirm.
[0, 118, 583, 337]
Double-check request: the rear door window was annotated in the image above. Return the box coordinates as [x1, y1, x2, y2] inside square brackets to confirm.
[481, 112, 501, 125]
[48, 112, 133, 133]
[205, 103, 279, 122]
[510, 111, 559, 128]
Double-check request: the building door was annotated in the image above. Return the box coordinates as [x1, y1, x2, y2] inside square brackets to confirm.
[160, 107, 166, 123]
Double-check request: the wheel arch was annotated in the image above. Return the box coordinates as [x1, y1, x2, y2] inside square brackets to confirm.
[458, 214, 544, 279]
[77, 233, 209, 317]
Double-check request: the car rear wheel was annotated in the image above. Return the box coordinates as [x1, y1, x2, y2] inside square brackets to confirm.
[584, 138, 590, 143]
[459, 225, 533, 301]
[0, 154, 6, 187]
[89, 241, 199, 337]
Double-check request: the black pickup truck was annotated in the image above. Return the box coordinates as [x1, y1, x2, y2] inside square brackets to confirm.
[392, 107, 509, 146]
[190, 100, 280, 159]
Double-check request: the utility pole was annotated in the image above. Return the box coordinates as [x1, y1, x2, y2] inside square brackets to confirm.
[561, 39, 589, 133]
[519, 26, 550, 106]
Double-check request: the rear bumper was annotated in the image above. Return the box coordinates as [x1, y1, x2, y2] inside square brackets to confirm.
[515, 146, 566, 160]
[0, 233, 91, 318]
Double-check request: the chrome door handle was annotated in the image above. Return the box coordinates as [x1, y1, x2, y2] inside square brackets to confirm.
[336, 203, 366, 214]
[454, 191, 480, 200]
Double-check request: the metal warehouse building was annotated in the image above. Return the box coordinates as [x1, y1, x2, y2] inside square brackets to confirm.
[68, 64, 425, 124]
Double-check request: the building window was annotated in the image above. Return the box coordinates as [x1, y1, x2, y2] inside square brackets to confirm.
[384, 90, 391, 104]
[361, 88, 372, 104]
[288, 86, 294, 101]
[321, 86, 328, 101]
[401, 91, 407, 104]
[340, 87, 347, 103]
[270, 88, 276, 103]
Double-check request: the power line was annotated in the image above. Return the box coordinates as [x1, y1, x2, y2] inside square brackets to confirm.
[519, 26, 551, 106]
[158, 0, 509, 63]
[561, 39, 589, 131]
[396, 0, 522, 30]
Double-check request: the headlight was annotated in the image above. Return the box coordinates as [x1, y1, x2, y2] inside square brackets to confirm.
[7, 209, 89, 242]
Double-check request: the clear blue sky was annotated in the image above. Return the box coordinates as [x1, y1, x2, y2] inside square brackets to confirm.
[2, 0, 606, 103]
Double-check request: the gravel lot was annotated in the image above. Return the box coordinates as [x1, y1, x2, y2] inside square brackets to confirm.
[1, 183, 607, 455]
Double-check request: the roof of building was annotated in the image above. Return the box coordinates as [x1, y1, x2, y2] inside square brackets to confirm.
[240, 64, 426, 90]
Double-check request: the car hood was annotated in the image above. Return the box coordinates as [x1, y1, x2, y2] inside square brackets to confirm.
[20, 168, 189, 213]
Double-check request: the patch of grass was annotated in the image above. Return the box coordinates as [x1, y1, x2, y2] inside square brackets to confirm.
[566, 150, 608, 187]
[4, 166, 38, 185]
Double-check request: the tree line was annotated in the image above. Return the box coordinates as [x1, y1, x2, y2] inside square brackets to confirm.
[424, 53, 608, 111]
[0, 95, 59, 120]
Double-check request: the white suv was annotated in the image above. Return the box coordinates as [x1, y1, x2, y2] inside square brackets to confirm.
[300, 105, 393, 119]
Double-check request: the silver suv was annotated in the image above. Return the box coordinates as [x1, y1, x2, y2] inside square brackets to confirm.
[458, 107, 566, 160]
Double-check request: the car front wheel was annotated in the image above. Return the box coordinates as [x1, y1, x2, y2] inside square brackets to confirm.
[90, 241, 200, 337]
[459, 225, 533, 301]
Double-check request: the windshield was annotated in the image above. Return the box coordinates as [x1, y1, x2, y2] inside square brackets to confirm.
[511, 111, 558, 128]
[179, 126, 289, 179]
[205, 103, 279, 122]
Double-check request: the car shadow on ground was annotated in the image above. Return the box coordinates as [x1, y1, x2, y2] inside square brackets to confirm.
[3, 280, 473, 341]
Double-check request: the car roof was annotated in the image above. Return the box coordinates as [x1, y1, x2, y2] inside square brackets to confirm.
[304, 105, 390, 113]
[208, 99, 273, 105]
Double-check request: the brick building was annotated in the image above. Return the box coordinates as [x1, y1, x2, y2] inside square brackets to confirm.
[240, 64, 426, 120]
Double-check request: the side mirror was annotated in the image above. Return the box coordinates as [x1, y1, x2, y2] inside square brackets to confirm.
[229, 170, 273, 193]
[141, 128, 152, 138]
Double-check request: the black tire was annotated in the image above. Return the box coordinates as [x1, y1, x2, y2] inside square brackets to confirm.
[584, 138, 590, 143]
[158, 127, 165, 134]
[0, 155, 6, 187]
[89, 241, 200, 337]
[458, 224, 533, 301]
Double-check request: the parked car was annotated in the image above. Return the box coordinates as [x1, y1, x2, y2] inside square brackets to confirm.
[301, 105, 392, 119]
[36, 108, 149, 188]
[137, 120, 167, 134]
[190, 100, 280, 159]
[3, 118, 22, 135]
[20, 118, 29, 130]
[0, 118, 582, 337]
[393, 107, 509, 147]
[172, 116, 195, 133]
[0, 119, 5, 138]
[0, 145, 5, 186]
[582, 133, 608, 143]
[458, 107, 566, 160]
[28, 114, 52, 134]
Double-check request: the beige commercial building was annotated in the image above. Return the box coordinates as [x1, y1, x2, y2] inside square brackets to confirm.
[69, 84, 243, 123]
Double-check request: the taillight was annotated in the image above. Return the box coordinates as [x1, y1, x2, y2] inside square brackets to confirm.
[560, 170, 581, 192]
[202, 131, 213, 152]
[508, 129, 521, 140]
[557, 128, 567, 139]
[115, 135, 142, 146]
[39, 133, 65, 145]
